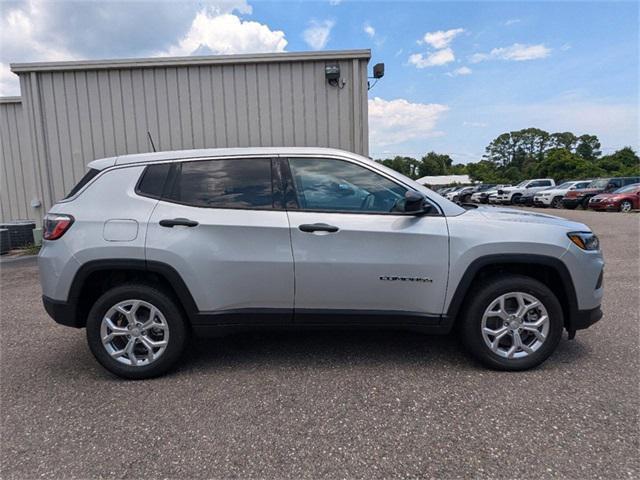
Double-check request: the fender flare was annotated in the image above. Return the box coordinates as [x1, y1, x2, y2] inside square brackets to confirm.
[446, 253, 578, 323]
[66, 259, 199, 323]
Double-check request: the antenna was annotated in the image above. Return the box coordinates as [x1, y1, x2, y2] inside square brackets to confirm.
[147, 131, 157, 152]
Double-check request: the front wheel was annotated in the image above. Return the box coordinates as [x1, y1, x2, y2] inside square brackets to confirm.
[459, 275, 564, 370]
[86, 283, 189, 379]
[551, 196, 563, 209]
[620, 200, 633, 213]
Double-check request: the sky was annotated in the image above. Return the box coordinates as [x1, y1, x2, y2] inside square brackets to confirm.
[0, 0, 638, 163]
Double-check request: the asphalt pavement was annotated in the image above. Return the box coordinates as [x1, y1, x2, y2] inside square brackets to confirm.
[1, 208, 638, 479]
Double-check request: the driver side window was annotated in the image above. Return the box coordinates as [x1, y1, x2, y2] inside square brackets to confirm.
[288, 158, 407, 213]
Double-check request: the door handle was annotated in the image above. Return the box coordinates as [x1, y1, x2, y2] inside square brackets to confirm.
[298, 223, 339, 233]
[159, 218, 199, 228]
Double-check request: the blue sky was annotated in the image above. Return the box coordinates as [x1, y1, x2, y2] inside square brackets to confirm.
[1, 0, 638, 163]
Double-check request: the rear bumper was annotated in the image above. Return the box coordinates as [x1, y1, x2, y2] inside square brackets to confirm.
[568, 305, 602, 332]
[42, 295, 82, 328]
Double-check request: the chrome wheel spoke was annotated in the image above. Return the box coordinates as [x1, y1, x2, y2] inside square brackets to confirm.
[481, 291, 550, 360]
[101, 299, 170, 367]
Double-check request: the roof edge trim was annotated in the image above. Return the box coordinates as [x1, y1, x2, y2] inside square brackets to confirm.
[11, 49, 371, 73]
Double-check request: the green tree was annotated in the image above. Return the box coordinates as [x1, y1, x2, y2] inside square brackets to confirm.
[597, 147, 639, 176]
[378, 156, 419, 179]
[533, 148, 602, 181]
[575, 134, 601, 161]
[417, 152, 453, 177]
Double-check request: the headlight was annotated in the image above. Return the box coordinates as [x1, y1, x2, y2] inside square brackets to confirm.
[567, 232, 600, 251]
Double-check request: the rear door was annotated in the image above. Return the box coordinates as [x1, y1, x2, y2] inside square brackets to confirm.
[144, 157, 294, 323]
[283, 156, 449, 323]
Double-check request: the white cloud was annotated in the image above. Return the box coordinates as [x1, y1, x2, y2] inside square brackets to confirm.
[368, 97, 449, 147]
[560, 43, 572, 51]
[463, 121, 487, 127]
[329, 0, 342, 5]
[504, 19, 521, 26]
[470, 43, 551, 63]
[446, 66, 472, 76]
[303, 20, 335, 50]
[160, 10, 287, 56]
[408, 48, 455, 68]
[363, 22, 375, 38]
[422, 28, 464, 49]
[0, 63, 20, 96]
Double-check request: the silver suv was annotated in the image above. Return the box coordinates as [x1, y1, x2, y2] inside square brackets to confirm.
[39, 148, 604, 379]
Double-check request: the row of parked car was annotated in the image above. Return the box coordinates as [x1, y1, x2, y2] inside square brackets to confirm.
[435, 176, 640, 212]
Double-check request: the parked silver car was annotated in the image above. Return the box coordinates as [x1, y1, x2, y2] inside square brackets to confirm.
[39, 147, 604, 378]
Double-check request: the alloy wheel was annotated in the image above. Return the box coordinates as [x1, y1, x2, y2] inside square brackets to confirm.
[481, 292, 550, 359]
[620, 201, 633, 213]
[100, 299, 170, 366]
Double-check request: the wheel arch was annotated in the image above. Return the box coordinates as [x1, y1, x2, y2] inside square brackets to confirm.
[446, 254, 578, 331]
[66, 259, 198, 328]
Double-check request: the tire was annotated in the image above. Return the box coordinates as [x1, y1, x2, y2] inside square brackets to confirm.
[551, 196, 563, 209]
[86, 283, 189, 379]
[459, 274, 564, 371]
[510, 193, 522, 205]
[620, 200, 633, 213]
[581, 197, 591, 209]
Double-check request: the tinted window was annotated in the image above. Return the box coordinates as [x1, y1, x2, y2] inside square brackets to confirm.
[288, 158, 407, 213]
[623, 177, 640, 186]
[137, 163, 171, 198]
[166, 159, 273, 209]
[64, 168, 100, 199]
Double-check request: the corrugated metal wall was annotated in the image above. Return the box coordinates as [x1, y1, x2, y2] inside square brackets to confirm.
[0, 97, 37, 221]
[5, 50, 369, 219]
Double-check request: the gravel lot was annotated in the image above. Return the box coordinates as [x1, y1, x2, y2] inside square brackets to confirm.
[1, 208, 638, 479]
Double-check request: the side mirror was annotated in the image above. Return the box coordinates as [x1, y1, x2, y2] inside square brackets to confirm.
[404, 190, 427, 214]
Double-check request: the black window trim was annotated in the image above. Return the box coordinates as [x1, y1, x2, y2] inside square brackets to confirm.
[136, 156, 282, 211]
[281, 156, 443, 217]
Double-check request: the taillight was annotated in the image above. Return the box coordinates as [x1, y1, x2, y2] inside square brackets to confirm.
[43, 214, 74, 240]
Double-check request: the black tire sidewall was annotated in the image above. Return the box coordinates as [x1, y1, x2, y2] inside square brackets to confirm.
[551, 196, 562, 208]
[86, 284, 188, 379]
[460, 275, 564, 371]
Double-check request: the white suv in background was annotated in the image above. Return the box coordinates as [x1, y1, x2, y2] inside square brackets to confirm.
[534, 180, 592, 208]
[495, 179, 556, 205]
[38, 148, 603, 378]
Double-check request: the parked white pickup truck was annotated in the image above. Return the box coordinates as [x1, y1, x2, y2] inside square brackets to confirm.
[495, 179, 556, 205]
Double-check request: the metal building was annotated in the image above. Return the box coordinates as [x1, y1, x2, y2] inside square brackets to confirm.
[1, 49, 371, 221]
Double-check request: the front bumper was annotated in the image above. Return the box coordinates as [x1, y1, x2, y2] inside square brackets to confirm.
[568, 305, 602, 333]
[534, 196, 551, 206]
[42, 295, 82, 328]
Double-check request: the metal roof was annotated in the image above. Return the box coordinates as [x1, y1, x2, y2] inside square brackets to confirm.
[11, 49, 371, 73]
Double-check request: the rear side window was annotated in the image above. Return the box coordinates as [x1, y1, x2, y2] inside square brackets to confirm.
[137, 163, 171, 198]
[165, 159, 273, 209]
[64, 168, 100, 199]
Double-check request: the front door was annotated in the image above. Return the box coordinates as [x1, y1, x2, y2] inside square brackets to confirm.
[284, 157, 449, 323]
[145, 157, 294, 323]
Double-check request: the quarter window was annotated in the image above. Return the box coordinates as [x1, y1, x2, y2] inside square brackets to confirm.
[165, 159, 273, 209]
[288, 158, 408, 213]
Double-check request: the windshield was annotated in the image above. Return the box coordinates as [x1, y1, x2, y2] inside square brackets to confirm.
[614, 184, 640, 193]
[515, 180, 528, 187]
[556, 182, 573, 189]
[588, 179, 608, 188]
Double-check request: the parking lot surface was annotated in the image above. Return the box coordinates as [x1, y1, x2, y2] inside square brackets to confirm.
[1, 208, 638, 479]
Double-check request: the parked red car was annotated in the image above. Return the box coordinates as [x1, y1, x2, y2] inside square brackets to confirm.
[588, 184, 640, 212]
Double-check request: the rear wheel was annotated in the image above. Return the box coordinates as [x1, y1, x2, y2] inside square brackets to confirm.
[86, 283, 189, 379]
[459, 275, 563, 370]
[620, 200, 633, 213]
